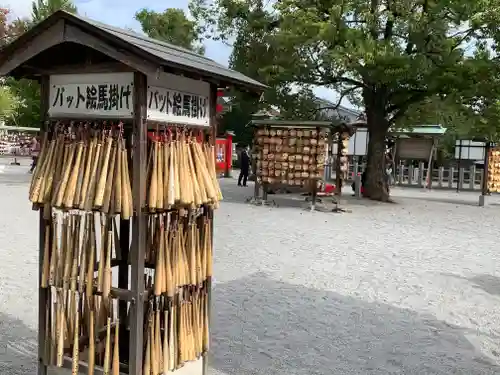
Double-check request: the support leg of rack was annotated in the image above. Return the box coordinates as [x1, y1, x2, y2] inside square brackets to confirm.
[263, 182, 268, 202]
[311, 181, 317, 212]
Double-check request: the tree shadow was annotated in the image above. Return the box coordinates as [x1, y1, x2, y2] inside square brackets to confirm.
[218, 180, 386, 211]
[0, 311, 38, 374]
[210, 272, 500, 375]
[468, 274, 500, 297]
[393, 194, 481, 207]
[442, 272, 500, 298]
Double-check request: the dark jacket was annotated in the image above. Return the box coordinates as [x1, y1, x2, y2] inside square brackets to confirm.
[240, 150, 250, 171]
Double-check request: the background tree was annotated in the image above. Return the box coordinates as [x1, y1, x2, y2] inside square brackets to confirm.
[192, 0, 499, 201]
[135, 8, 205, 54]
[32, 0, 77, 23]
[0, 8, 29, 45]
[193, 0, 322, 146]
[0, 0, 77, 128]
[0, 86, 20, 122]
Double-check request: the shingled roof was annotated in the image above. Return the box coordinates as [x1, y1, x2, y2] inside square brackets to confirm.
[0, 10, 266, 92]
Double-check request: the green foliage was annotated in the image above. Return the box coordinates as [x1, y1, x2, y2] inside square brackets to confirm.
[0, 8, 30, 45]
[5, 78, 41, 127]
[32, 0, 77, 23]
[192, 0, 326, 146]
[0, 86, 20, 121]
[190, 0, 500, 200]
[0, 1, 77, 127]
[135, 8, 205, 54]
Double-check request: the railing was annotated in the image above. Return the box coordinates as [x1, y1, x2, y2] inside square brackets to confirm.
[325, 162, 485, 191]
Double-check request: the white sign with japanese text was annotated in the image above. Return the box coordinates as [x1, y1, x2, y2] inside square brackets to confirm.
[49, 73, 134, 118]
[147, 72, 210, 126]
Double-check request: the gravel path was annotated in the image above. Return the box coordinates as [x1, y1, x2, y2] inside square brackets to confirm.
[0, 169, 499, 374]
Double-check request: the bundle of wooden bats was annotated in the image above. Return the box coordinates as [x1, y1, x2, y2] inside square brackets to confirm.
[146, 211, 213, 295]
[142, 210, 212, 373]
[29, 124, 133, 219]
[41, 212, 121, 374]
[143, 288, 209, 375]
[147, 131, 222, 212]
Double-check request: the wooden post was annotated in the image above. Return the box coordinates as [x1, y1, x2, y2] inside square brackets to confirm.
[310, 180, 318, 211]
[37, 75, 49, 375]
[438, 167, 444, 188]
[459, 167, 465, 190]
[479, 142, 490, 206]
[418, 162, 425, 187]
[129, 71, 147, 375]
[425, 140, 435, 189]
[118, 218, 130, 360]
[469, 165, 476, 190]
[203, 84, 218, 375]
[335, 135, 342, 197]
[457, 140, 462, 192]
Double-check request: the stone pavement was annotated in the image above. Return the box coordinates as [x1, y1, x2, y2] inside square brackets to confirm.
[0, 175, 499, 374]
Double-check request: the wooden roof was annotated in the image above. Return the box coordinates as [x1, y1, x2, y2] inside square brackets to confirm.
[0, 10, 266, 92]
[249, 119, 332, 129]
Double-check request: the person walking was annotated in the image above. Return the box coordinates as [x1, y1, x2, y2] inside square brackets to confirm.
[238, 146, 250, 187]
[29, 135, 40, 173]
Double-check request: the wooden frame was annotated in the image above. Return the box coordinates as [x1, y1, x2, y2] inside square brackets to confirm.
[0, 10, 264, 375]
[249, 120, 331, 209]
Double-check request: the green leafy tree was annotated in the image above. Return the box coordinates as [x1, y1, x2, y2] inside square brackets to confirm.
[192, 0, 499, 201]
[135, 8, 205, 54]
[0, 8, 30, 45]
[32, 0, 77, 23]
[0, 86, 20, 121]
[194, 0, 323, 146]
[5, 78, 41, 127]
[1, 1, 77, 128]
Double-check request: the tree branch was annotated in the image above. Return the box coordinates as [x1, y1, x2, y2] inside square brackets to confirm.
[450, 28, 478, 50]
[388, 90, 432, 124]
[326, 76, 369, 89]
[370, 0, 379, 40]
[312, 86, 361, 117]
[383, 1, 394, 40]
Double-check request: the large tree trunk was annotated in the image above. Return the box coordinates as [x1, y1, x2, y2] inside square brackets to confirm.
[364, 105, 391, 202]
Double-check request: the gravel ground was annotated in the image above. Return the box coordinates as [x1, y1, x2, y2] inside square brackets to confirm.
[1, 168, 500, 374]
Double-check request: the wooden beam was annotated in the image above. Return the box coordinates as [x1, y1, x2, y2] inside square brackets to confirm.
[128, 71, 147, 375]
[63, 24, 160, 77]
[37, 76, 50, 375]
[0, 20, 65, 76]
[23, 62, 134, 75]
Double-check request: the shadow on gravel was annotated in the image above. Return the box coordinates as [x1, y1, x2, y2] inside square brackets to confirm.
[394, 194, 481, 207]
[218, 180, 385, 210]
[210, 272, 499, 375]
[0, 312, 37, 374]
[468, 274, 500, 297]
[443, 273, 500, 298]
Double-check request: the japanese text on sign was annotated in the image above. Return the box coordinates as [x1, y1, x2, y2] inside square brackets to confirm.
[48, 73, 134, 118]
[52, 84, 132, 111]
[147, 86, 209, 126]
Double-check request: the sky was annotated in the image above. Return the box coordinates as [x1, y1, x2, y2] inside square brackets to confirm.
[7, 0, 350, 107]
